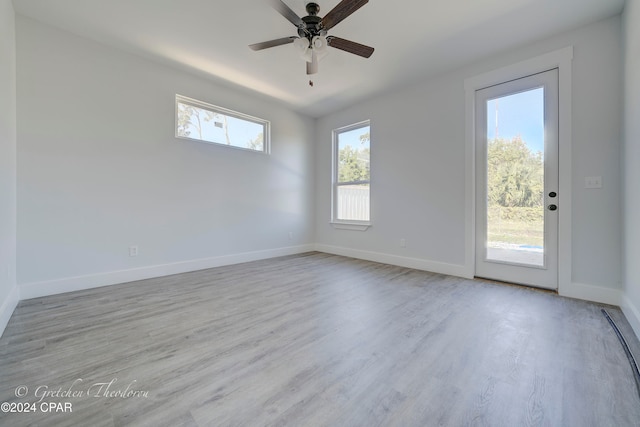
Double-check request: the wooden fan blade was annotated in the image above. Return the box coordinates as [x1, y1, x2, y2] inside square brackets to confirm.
[249, 36, 297, 51]
[321, 0, 369, 31]
[270, 0, 304, 28]
[327, 36, 374, 58]
[307, 50, 318, 75]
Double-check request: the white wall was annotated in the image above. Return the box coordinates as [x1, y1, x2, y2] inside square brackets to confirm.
[315, 16, 623, 299]
[16, 17, 315, 297]
[315, 70, 469, 276]
[622, 0, 640, 337]
[0, 0, 18, 337]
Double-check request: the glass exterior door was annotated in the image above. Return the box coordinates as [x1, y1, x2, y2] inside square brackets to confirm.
[475, 69, 559, 289]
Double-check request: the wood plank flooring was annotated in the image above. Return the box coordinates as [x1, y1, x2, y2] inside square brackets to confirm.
[1, 252, 639, 426]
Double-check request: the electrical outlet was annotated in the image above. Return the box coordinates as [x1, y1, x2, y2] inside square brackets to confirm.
[288, 232, 294, 241]
[129, 246, 138, 257]
[400, 238, 406, 248]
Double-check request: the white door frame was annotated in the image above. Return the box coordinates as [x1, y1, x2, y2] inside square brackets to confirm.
[464, 46, 573, 293]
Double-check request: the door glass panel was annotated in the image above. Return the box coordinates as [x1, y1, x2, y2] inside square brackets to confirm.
[485, 88, 544, 266]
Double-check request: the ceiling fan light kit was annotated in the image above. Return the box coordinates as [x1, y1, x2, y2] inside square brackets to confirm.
[249, 0, 374, 76]
[293, 37, 312, 61]
[311, 36, 329, 59]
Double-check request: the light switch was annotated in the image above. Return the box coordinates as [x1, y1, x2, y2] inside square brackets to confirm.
[585, 176, 603, 189]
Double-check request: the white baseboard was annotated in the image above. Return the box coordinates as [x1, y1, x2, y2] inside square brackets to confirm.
[314, 244, 471, 278]
[20, 244, 315, 300]
[0, 284, 20, 339]
[621, 294, 640, 341]
[559, 281, 622, 306]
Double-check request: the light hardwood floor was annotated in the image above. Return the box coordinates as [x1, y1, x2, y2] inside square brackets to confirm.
[1, 252, 639, 426]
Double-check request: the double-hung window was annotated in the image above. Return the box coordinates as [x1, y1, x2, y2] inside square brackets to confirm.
[332, 121, 371, 226]
[175, 95, 269, 153]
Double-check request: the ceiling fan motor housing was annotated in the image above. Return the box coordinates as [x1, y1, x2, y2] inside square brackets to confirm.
[298, 3, 326, 41]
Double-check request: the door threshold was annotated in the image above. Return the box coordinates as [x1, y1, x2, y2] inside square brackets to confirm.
[473, 276, 558, 294]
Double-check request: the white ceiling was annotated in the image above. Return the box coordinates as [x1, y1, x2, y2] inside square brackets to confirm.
[13, 0, 625, 117]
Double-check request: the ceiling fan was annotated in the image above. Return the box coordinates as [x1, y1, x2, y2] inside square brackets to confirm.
[249, 0, 374, 75]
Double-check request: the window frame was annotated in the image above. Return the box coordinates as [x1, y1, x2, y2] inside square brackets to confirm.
[331, 120, 371, 230]
[175, 94, 270, 154]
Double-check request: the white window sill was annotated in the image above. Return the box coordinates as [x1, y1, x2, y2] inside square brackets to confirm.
[330, 222, 371, 231]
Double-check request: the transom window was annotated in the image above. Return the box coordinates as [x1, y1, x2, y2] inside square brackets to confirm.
[332, 121, 371, 224]
[175, 95, 269, 153]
